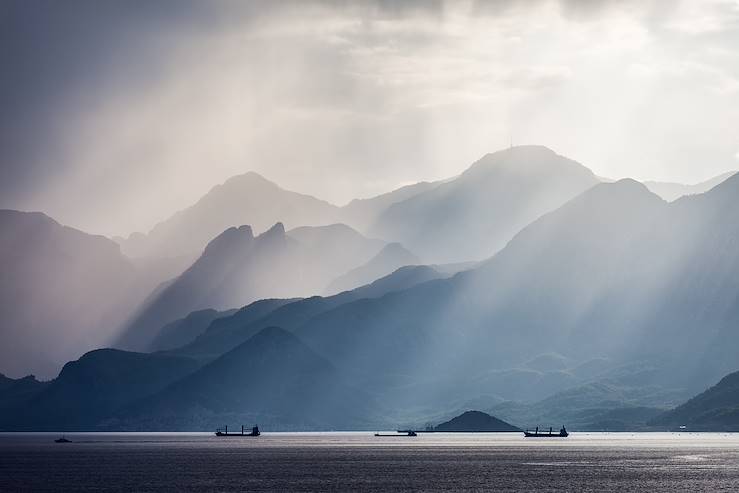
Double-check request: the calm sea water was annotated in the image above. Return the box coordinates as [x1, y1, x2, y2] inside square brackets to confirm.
[2, 432, 739, 491]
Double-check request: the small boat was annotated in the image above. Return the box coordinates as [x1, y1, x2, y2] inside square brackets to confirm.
[55, 435, 71, 443]
[524, 426, 568, 438]
[375, 430, 417, 437]
[215, 425, 260, 437]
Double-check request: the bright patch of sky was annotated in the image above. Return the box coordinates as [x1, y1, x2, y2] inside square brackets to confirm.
[2, 0, 738, 235]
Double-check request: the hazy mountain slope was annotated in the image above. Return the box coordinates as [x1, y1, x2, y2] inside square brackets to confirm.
[488, 361, 692, 431]
[368, 146, 600, 263]
[121, 327, 382, 430]
[644, 171, 736, 201]
[153, 298, 299, 357]
[117, 222, 386, 351]
[352, 265, 446, 299]
[175, 265, 447, 360]
[149, 308, 238, 352]
[116, 224, 262, 351]
[1, 349, 199, 430]
[491, 394, 666, 432]
[289, 175, 739, 413]
[118, 172, 340, 260]
[0, 210, 137, 379]
[340, 181, 440, 233]
[295, 180, 667, 400]
[285, 223, 385, 290]
[631, 173, 739, 384]
[650, 370, 739, 430]
[325, 242, 420, 295]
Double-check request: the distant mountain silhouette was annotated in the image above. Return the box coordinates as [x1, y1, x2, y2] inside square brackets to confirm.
[644, 171, 736, 201]
[325, 242, 420, 295]
[119, 327, 381, 430]
[0, 349, 199, 430]
[368, 146, 599, 263]
[118, 172, 340, 260]
[0, 374, 48, 418]
[0, 210, 137, 379]
[117, 222, 386, 351]
[433, 410, 519, 432]
[649, 370, 739, 430]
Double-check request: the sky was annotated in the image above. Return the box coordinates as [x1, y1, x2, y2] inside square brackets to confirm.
[1, 0, 739, 237]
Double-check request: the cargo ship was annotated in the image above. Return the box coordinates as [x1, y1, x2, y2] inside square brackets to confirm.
[523, 426, 568, 437]
[215, 425, 260, 437]
[374, 430, 417, 437]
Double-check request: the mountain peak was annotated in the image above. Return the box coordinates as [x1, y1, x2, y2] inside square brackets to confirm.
[463, 145, 594, 180]
[558, 178, 665, 221]
[0, 209, 59, 228]
[203, 225, 254, 255]
[590, 178, 660, 200]
[488, 144, 557, 158]
[261, 222, 286, 238]
[479, 145, 557, 163]
[611, 177, 652, 191]
[221, 171, 278, 189]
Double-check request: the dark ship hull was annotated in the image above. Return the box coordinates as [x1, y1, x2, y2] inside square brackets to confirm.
[375, 430, 417, 437]
[215, 426, 260, 437]
[215, 432, 260, 437]
[524, 427, 568, 437]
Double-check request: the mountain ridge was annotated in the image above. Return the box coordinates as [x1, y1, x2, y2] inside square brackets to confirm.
[368, 145, 600, 263]
[117, 221, 389, 351]
[650, 370, 739, 430]
[0, 209, 139, 378]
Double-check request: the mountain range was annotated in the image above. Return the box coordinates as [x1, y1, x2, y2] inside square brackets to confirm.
[115, 146, 600, 271]
[366, 146, 600, 263]
[2, 145, 739, 431]
[116, 222, 403, 351]
[644, 171, 737, 202]
[117, 172, 340, 261]
[169, 264, 452, 362]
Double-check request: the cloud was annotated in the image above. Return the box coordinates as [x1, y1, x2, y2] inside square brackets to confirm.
[2, 0, 739, 236]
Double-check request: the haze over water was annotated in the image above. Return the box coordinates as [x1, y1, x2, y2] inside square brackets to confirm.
[2, 432, 739, 492]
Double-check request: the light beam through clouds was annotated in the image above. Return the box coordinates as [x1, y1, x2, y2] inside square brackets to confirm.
[1, 0, 738, 236]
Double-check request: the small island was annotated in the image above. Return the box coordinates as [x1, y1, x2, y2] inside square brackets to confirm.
[431, 410, 520, 432]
